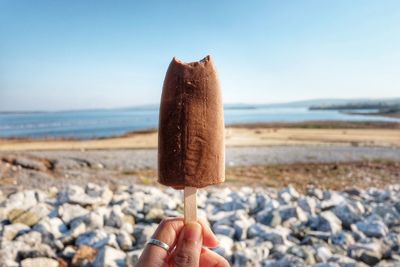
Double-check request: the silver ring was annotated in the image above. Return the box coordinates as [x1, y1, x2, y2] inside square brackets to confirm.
[147, 238, 170, 251]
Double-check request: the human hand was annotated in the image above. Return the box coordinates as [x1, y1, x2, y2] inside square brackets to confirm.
[135, 217, 230, 267]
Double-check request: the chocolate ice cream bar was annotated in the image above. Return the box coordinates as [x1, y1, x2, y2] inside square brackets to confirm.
[158, 55, 225, 189]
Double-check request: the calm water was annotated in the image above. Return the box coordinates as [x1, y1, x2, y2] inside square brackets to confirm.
[0, 107, 399, 139]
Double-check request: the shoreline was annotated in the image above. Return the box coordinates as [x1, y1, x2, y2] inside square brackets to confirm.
[0, 121, 399, 151]
[1, 120, 400, 142]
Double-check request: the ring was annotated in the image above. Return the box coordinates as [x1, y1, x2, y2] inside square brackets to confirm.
[147, 238, 170, 251]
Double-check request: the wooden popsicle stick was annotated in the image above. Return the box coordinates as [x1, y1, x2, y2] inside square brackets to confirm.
[184, 186, 197, 224]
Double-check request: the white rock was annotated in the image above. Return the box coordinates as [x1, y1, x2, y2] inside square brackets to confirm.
[75, 229, 111, 249]
[332, 203, 362, 228]
[298, 196, 317, 215]
[5, 190, 38, 211]
[105, 206, 124, 228]
[59, 203, 89, 224]
[33, 217, 68, 239]
[125, 249, 143, 267]
[247, 223, 288, 244]
[309, 211, 342, 233]
[93, 245, 126, 267]
[15, 231, 42, 246]
[356, 218, 388, 238]
[58, 183, 113, 206]
[116, 231, 133, 251]
[278, 186, 300, 203]
[2, 223, 30, 241]
[319, 192, 345, 210]
[133, 224, 157, 247]
[20, 257, 59, 267]
[61, 221, 87, 244]
[0, 240, 31, 263]
[214, 234, 234, 257]
[61, 245, 77, 259]
[213, 224, 236, 238]
[279, 205, 308, 222]
[315, 246, 332, 262]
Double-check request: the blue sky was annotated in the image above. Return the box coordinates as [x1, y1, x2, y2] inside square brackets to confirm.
[1, 1, 400, 111]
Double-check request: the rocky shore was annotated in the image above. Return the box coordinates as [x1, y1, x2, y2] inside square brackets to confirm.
[0, 183, 400, 266]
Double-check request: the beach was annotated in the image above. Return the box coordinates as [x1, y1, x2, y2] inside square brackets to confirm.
[1, 122, 399, 194]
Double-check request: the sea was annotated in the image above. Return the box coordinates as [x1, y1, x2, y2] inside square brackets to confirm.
[0, 106, 399, 139]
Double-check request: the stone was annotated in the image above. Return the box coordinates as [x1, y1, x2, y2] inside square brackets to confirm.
[319, 193, 345, 210]
[144, 208, 165, 223]
[58, 183, 113, 206]
[278, 186, 300, 203]
[105, 206, 124, 228]
[75, 230, 111, 249]
[309, 211, 342, 233]
[213, 224, 236, 238]
[327, 254, 359, 266]
[33, 217, 68, 239]
[93, 245, 126, 267]
[232, 219, 252, 240]
[16, 243, 56, 260]
[332, 203, 362, 229]
[256, 209, 282, 227]
[213, 235, 234, 257]
[330, 232, 355, 247]
[2, 223, 30, 241]
[8, 203, 52, 227]
[60, 221, 87, 244]
[315, 246, 333, 263]
[372, 205, 400, 227]
[59, 203, 89, 225]
[263, 254, 307, 267]
[307, 187, 324, 200]
[247, 224, 287, 245]
[4, 190, 38, 212]
[15, 231, 42, 246]
[125, 249, 143, 267]
[355, 217, 388, 238]
[61, 245, 76, 259]
[0, 240, 31, 263]
[20, 257, 59, 267]
[348, 242, 382, 266]
[287, 245, 315, 265]
[133, 224, 157, 247]
[116, 231, 133, 251]
[297, 196, 317, 215]
[71, 245, 97, 266]
[84, 209, 107, 229]
[279, 206, 308, 222]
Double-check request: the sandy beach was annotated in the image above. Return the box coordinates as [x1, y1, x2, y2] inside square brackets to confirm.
[1, 122, 399, 195]
[1, 122, 400, 151]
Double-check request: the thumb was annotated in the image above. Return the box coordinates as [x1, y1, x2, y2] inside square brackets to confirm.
[171, 222, 203, 267]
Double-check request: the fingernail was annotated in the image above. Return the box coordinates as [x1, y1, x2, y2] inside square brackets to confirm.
[183, 222, 202, 243]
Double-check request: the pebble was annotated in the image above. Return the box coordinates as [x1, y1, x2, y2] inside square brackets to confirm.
[0, 184, 399, 266]
[20, 257, 59, 267]
[93, 245, 126, 267]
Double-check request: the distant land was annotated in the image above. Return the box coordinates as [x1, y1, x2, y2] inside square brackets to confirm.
[309, 98, 400, 118]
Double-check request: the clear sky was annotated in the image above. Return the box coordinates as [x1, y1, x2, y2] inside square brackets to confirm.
[1, 1, 400, 111]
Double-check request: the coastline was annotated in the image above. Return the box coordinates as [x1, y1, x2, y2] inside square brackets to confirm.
[1, 121, 399, 151]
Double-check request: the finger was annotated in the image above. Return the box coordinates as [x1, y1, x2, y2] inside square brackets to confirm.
[197, 217, 219, 248]
[136, 218, 184, 267]
[136, 217, 218, 267]
[171, 222, 203, 267]
[200, 247, 230, 267]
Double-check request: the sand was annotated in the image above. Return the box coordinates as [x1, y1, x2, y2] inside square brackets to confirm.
[1, 126, 399, 151]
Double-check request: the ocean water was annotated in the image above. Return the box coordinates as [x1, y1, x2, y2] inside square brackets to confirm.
[0, 106, 398, 139]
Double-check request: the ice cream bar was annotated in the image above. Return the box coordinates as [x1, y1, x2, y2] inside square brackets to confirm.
[158, 56, 225, 189]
